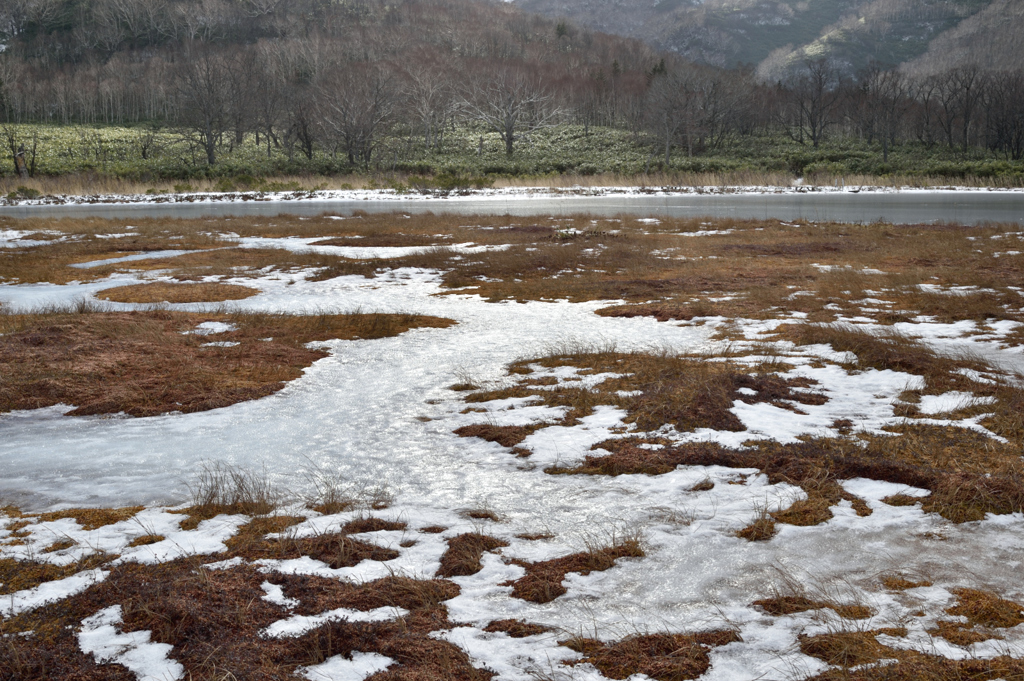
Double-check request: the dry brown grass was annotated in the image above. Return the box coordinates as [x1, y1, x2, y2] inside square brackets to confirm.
[482, 619, 552, 637]
[0, 308, 454, 417]
[753, 596, 873, 620]
[436, 534, 510, 578]
[946, 587, 1024, 628]
[798, 616, 1024, 680]
[35, 506, 143, 530]
[453, 424, 547, 448]
[465, 351, 825, 437]
[774, 323, 995, 395]
[799, 628, 908, 667]
[0, 553, 115, 596]
[95, 282, 259, 303]
[561, 630, 741, 681]
[0, 555, 485, 681]
[503, 537, 644, 604]
[5, 214, 1024, 338]
[735, 508, 779, 542]
[547, 425, 1024, 524]
[881, 574, 933, 591]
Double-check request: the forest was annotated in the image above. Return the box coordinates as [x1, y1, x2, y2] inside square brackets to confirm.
[1, 0, 1022, 183]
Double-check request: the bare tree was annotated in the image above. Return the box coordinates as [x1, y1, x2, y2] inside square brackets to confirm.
[461, 65, 560, 156]
[315, 64, 396, 168]
[174, 42, 230, 165]
[861, 65, 911, 162]
[779, 59, 843, 148]
[985, 70, 1024, 160]
[402, 59, 459, 153]
[644, 69, 691, 166]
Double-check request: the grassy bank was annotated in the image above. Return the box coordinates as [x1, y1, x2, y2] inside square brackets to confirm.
[1, 123, 1023, 195]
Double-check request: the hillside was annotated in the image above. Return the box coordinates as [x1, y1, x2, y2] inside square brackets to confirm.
[901, 0, 1024, 76]
[510, 0, 1000, 78]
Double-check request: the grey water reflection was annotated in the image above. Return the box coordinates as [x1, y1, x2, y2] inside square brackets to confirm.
[2, 191, 1023, 224]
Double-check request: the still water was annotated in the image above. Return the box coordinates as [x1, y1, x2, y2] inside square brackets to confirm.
[1, 190, 1023, 224]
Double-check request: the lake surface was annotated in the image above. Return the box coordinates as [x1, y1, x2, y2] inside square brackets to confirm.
[2, 190, 1023, 224]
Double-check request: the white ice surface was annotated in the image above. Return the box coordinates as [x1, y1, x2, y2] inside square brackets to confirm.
[78, 605, 184, 681]
[235, 236, 509, 259]
[70, 249, 209, 268]
[299, 652, 395, 681]
[918, 391, 997, 415]
[261, 606, 408, 638]
[1, 568, 107, 617]
[4, 263, 1024, 679]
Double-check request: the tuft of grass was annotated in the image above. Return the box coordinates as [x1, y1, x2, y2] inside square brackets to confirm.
[436, 533, 509, 577]
[561, 630, 740, 681]
[946, 588, 1024, 629]
[735, 507, 778, 542]
[799, 628, 909, 668]
[36, 506, 144, 530]
[483, 619, 553, 638]
[127, 534, 165, 547]
[182, 463, 283, 528]
[454, 423, 546, 449]
[504, 536, 644, 603]
[881, 573, 933, 591]
[341, 516, 407, 534]
[753, 595, 873, 620]
[95, 282, 259, 304]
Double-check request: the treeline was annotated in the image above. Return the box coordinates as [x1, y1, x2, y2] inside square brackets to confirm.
[0, 0, 1022, 178]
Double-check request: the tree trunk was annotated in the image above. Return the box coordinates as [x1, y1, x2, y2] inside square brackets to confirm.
[14, 145, 29, 179]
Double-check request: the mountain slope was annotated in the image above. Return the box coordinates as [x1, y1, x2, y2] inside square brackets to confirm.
[510, 0, 1002, 77]
[901, 0, 1024, 76]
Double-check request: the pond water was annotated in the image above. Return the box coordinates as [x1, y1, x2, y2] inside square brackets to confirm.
[2, 190, 1023, 224]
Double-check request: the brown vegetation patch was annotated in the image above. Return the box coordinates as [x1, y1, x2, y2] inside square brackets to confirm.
[774, 323, 993, 394]
[127, 534, 164, 547]
[453, 423, 545, 448]
[805, 654, 1024, 680]
[561, 631, 740, 681]
[881, 574, 933, 591]
[9, 217, 1024, 330]
[928, 619, 993, 646]
[419, 525, 447, 534]
[42, 539, 77, 553]
[504, 539, 644, 603]
[437, 533, 509, 577]
[946, 588, 1024, 629]
[342, 517, 408, 534]
[483, 619, 553, 638]
[464, 509, 501, 521]
[552, 430, 1024, 524]
[311, 234, 445, 247]
[0, 553, 115, 596]
[2, 539, 482, 681]
[95, 282, 259, 303]
[0, 309, 453, 417]
[236, 531, 399, 568]
[735, 512, 778, 541]
[753, 596, 873, 620]
[465, 351, 825, 435]
[35, 506, 144, 530]
[799, 628, 909, 667]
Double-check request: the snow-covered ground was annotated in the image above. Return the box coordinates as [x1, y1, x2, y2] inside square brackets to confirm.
[3, 184, 1024, 208]
[2, 251, 1024, 680]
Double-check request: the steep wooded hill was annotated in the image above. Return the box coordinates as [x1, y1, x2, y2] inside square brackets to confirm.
[510, 0, 1007, 78]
